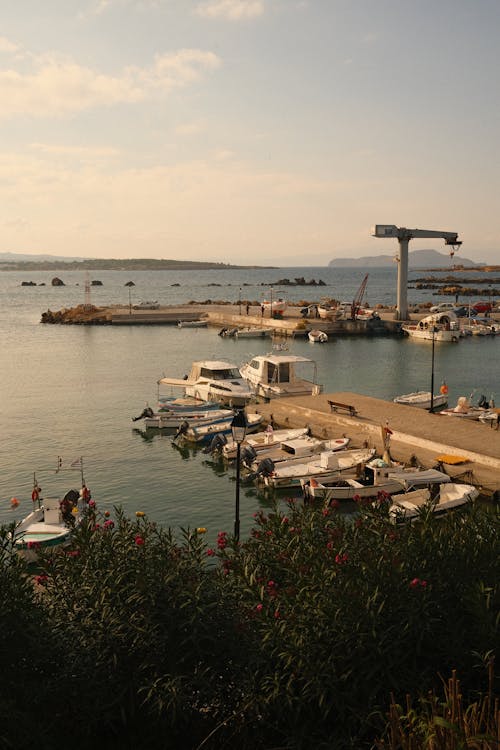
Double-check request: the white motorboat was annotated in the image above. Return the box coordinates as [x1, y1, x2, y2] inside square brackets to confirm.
[301, 465, 451, 503]
[389, 483, 479, 523]
[240, 352, 323, 399]
[235, 327, 273, 338]
[144, 408, 233, 429]
[308, 329, 328, 343]
[158, 360, 254, 407]
[173, 412, 264, 444]
[393, 390, 448, 411]
[260, 448, 376, 490]
[401, 311, 460, 343]
[221, 426, 309, 460]
[157, 396, 222, 412]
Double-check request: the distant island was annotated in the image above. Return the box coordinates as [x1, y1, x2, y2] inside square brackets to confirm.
[329, 249, 482, 268]
[0, 252, 276, 271]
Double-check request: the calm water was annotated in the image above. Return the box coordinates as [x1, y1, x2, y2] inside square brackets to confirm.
[1, 266, 498, 541]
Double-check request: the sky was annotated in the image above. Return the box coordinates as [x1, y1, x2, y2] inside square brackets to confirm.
[0, 0, 499, 266]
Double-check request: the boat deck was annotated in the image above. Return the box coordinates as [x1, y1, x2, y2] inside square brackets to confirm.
[248, 391, 500, 495]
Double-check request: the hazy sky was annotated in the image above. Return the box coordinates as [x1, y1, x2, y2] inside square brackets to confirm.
[1, 0, 499, 265]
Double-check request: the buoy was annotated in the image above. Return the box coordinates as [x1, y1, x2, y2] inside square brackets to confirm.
[440, 382, 449, 395]
[31, 488, 39, 502]
[10, 497, 19, 508]
[135, 511, 145, 517]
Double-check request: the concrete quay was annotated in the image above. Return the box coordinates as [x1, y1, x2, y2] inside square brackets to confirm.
[247, 391, 500, 496]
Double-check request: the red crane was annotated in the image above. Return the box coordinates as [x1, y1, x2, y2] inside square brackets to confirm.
[351, 274, 369, 320]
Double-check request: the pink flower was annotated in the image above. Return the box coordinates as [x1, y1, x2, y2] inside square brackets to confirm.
[206, 548, 215, 557]
[353, 494, 361, 503]
[104, 520, 114, 529]
[330, 500, 340, 510]
[88, 500, 96, 508]
[322, 508, 329, 517]
[409, 577, 428, 589]
[66, 550, 80, 558]
[134, 535, 145, 546]
[256, 603, 263, 612]
[267, 580, 275, 588]
[335, 553, 348, 565]
[274, 610, 280, 619]
[326, 541, 333, 550]
[27, 541, 40, 550]
[34, 574, 48, 585]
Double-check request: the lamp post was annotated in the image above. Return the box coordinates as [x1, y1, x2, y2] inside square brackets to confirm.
[128, 286, 132, 315]
[239, 286, 242, 316]
[231, 409, 247, 542]
[429, 324, 436, 413]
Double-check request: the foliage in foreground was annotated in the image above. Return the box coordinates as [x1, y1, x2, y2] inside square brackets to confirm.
[0, 500, 498, 749]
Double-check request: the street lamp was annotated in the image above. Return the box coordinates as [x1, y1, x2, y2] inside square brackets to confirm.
[239, 286, 242, 316]
[231, 409, 247, 542]
[429, 324, 436, 413]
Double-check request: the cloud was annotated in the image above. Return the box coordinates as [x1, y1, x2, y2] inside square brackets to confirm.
[0, 48, 220, 119]
[0, 37, 21, 54]
[194, 0, 265, 21]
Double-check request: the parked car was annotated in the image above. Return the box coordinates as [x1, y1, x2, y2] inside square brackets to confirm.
[472, 301, 493, 314]
[453, 306, 478, 317]
[429, 302, 456, 313]
[133, 300, 160, 310]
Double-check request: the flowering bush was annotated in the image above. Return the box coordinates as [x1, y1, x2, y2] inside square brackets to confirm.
[0, 500, 497, 749]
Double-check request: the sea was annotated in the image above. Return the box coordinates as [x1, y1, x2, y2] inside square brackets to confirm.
[1, 265, 498, 543]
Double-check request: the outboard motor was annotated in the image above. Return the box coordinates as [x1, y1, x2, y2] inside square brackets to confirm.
[174, 420, 190, 440]
[203, 432, 228, 454]
[240, 444, 258, 467]
[246, 457, 275, 482]
[132, 405, 154, 422]
[219, 327, 228, 337]
[478, 394, 488, 409]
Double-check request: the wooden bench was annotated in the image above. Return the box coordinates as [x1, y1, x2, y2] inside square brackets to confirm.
[327, 400, 358, 417]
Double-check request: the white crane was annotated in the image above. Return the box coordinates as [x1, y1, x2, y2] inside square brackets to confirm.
[372, 225, 462, 320]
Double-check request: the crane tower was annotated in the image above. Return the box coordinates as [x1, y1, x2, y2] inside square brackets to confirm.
[372, 225, 462, 320]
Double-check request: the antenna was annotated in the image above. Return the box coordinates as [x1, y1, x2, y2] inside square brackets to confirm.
[84, 271, 92, 311]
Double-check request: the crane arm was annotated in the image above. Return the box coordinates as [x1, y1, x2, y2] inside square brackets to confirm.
[372, 225, 461, 246]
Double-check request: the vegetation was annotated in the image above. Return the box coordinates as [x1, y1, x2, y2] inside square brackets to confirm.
[0, 258, 275, 271]
[1, 499, 498, 749]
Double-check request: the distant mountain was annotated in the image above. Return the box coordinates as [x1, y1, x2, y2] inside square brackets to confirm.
[0, 251, 88, 263]
[329, 249, 481, 268]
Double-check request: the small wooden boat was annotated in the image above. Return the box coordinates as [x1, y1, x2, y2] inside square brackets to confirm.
[261, 448, 376, 490]
[173, 412, 264, 444]
[308, 330, 328, 343]
[302, 465, 451, 503]
[247, 435, 350, 469]
[393, 391, 448, 410]
[177, 319, 208, 328]
[221, 426, 309, 460]
[13, 465, 93, 562]
[235, 327, 273, 338]
[144, 408, 233, 429]
[389, 483, 479, 523]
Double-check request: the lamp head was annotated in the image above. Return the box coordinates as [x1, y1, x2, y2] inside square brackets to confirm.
[231, 409, 247, 443]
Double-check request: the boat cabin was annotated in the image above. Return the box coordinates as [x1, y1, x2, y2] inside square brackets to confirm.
[240, 353, 323, 398]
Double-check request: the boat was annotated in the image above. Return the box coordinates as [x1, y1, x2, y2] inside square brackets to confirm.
[317, 303, 340, 320]
[221, 426, 310, 460]
[389, 483, 479, 523]
[235, 327, 273, 338]
[177, 319, 208, 328]
[158, 360, 254, 407]
[301, 465, 451, 503]
[245, 435, 350, 470]
[13, 463, 93, 562]
[393, 390, 448, 411]
[308, 330, 328, 343]
[157, 396, 223, 412]
[173, 412, 264, 444]
[261, 298, 287, 315]
[260, 447, 376, 490]
[143, 408, 234, 429]
[440, 395, 496, 421]
[401, 311, 460, 343]
[240, 352, 323, 399]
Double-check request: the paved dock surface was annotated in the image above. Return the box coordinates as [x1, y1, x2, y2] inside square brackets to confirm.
[248, 392, 500, 495]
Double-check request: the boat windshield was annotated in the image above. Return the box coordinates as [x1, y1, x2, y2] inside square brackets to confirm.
[201, 367, 241, 380]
